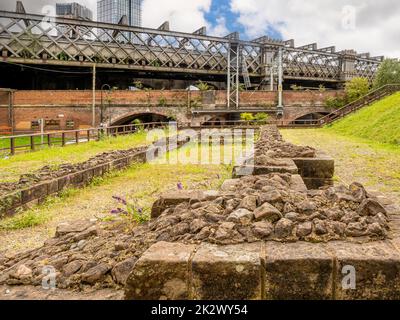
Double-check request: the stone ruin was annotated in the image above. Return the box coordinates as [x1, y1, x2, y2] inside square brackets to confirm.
[0, 125, 399, 300]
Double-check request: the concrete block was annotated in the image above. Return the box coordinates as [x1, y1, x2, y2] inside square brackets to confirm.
[263, 242, 334, 300]
[125, 242, 197, 300]
[192, 243, 262, 300]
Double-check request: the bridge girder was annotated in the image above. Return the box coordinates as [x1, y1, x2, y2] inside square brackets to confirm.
[0, 10, 383, 88]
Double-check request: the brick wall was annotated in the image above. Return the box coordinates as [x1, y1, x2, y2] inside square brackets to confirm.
[6, 90, 343, 107]
[0, 89, 344, 131]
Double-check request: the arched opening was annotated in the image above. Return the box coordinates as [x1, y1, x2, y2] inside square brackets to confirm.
[111, 112, 176, 129]
[291, 112, 330, 125]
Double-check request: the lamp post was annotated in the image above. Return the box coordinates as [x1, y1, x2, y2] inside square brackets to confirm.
[100, 84, 111, 125]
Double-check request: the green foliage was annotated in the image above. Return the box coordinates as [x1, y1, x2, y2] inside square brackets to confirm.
[57, 52, 69, 61]
[150, 60, 161, 67]
[373, 59, 400, 88]
[133, 80, 143, 89]
[329, 92, 400, 145]
[253, 113, 270, 124]
[319, 84, 326, 93]
[196, 81, 211, 91]
[240, 113, 254, 121]
[158, 96, 167, 107]
[325, 96, 346, 109]
[131, 118, 144, 132]
[0, 211, 49, 230]
[290, 84, 304, 91]
[345, 77, 370, 102]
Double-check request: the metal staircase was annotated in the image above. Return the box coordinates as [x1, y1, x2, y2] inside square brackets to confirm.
[318, 84, 400, 126]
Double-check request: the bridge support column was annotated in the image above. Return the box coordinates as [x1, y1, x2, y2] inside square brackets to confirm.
[340, 50, 357, 83]
[261, 46, 277, 91]
[227, 41, 240, 109]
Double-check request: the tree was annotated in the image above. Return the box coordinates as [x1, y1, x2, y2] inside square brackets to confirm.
[345, 77, 370, 102]
[373, 59, 400, 88]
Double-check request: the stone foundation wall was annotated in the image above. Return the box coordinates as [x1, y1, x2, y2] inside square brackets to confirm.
[0, 136, 188, 218]
[125, 240, 400, 300]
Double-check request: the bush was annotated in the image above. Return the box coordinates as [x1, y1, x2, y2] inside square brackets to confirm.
[345, 77, 370, 102]
[253, 113, 270, 124]
[131, 118, 144, 131]
[196, 81, 210, 91]
[373, 59, 400, 88]
[240, 113, 254, 121]
[325, 96, 346, 109]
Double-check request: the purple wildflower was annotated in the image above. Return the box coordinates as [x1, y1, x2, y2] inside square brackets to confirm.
[112, 196, 127, 206]
[177, 182, 183, 190]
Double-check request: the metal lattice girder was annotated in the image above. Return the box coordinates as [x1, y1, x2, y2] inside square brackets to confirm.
[227, 41, 240, 109]
[283, 47, 342, 81]
[0, 10, 383, 83]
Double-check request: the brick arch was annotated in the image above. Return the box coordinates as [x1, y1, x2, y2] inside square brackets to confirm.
[283, 106, 331, 123]
[110, 111, 174, 126]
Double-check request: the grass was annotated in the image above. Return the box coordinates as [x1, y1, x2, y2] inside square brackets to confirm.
[0, 135, 63, 150]
[0, 142, 246, 254]
[327, 92, 400, 145]
[0, 130, 160, 183]
[281, 129, 400, 199]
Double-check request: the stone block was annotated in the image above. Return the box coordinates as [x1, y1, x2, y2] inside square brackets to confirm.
[21, 183, 48, 204]
[125, 242, 197, 300]
[81, 168, 94, 185]
[57, 175, 71, 191]
[220, 179, 240, 192]
[47, 179, 59, 195]
[328, 241, 400, 300]
[303, 177, 334, 190]
[263, 242, 334, 300]
[0, 191, 22, 217]
[69, 172, 84, 186]
[151, 190, 205, 219]
[192, 243, 262, 300]
[289, 174, 308, 192]
[293, 156, 334, 179]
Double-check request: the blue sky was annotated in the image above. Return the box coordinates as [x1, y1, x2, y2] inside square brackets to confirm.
[204, 0, 282, 40]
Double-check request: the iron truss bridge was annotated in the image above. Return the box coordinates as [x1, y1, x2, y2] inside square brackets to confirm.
[0, 10, 383, 85]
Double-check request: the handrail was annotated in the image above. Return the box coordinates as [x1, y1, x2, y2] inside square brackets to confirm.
[318, 84, 400, 125]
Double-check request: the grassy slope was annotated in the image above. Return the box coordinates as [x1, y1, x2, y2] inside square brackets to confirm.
[327, 92, 400, 145]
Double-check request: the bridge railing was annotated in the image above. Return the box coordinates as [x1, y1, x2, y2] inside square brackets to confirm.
[0, 122, 180, 156]
[318, 84, 400, 125]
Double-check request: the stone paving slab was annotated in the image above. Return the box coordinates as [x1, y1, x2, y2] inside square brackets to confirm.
[124, 240, 400, 300]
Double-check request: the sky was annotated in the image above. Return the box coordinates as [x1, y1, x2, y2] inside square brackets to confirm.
[1, 0, 399, 58]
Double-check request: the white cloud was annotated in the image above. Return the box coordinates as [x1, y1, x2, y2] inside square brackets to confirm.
[231, 0, 400, 58]
[142, 0, 210, 32]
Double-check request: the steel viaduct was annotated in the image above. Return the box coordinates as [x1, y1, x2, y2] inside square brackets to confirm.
[0, 4, 383, 130]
